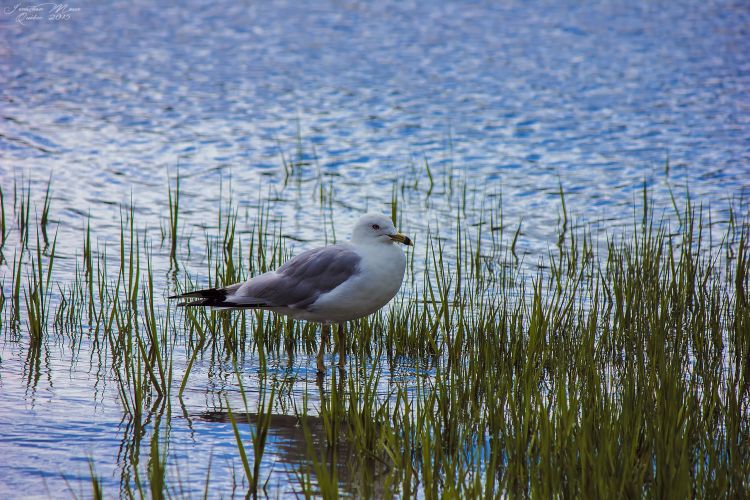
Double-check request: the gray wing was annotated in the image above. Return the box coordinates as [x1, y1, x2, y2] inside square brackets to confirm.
[229, 244, 361, 309]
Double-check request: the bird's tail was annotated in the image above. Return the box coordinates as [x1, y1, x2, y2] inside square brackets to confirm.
[168, 283, 244, 307]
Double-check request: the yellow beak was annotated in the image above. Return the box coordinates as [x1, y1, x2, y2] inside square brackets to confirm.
[389, 232, 413, 246]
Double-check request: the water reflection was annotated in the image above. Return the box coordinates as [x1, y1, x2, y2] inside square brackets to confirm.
[185, 369, 388, 496]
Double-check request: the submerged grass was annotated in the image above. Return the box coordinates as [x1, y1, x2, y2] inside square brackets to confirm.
[0, 166, 748, 497]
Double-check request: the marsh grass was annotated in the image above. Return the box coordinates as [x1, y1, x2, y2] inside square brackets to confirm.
[227, 370, 276, 498]
[167, 170, 180, 270]
[0, 185, 8, 258]
[0, 168, 748, 497]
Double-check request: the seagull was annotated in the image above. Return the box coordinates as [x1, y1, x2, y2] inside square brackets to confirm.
[170, 213, 413, 374]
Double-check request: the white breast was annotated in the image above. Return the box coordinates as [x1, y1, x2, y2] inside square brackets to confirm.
[305, 242, 406, 323]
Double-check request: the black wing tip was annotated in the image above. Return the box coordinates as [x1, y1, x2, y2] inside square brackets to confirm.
[175, 297, 230, 307]
[176, 300, 270, 308]
[177, 298, 214, 307]
[169, 285, 269, 309]
[168, 287, 228, 301]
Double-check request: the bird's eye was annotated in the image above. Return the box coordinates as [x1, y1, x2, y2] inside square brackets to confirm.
[372, 224, 380, 230]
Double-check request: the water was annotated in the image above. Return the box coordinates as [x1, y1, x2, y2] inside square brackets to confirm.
[1, 0, 749, 496]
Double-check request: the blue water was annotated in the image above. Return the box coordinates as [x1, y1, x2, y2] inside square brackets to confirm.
[1, 0, 749, 496]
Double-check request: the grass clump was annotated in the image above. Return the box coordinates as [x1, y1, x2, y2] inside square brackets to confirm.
[0, 166, 748, 497]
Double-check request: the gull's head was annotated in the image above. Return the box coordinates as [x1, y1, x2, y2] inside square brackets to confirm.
[351, 213, 413, 247]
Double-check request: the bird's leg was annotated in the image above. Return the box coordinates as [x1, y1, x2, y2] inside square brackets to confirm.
[317, 324, 330, 374]
[337, 323, 346, 371]
[324, 323, 331, 344]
